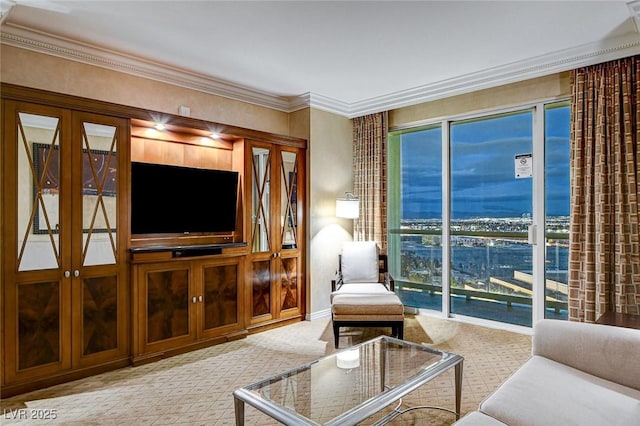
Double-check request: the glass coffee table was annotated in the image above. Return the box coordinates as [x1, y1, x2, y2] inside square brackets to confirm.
[233, 336, 463, 425]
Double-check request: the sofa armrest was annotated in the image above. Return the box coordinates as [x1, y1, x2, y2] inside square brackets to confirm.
[533, 319, 640, 390]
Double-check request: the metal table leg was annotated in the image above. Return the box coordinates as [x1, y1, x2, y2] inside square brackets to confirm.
[234, 396, 245, 425]
[455, 360, 463, 420]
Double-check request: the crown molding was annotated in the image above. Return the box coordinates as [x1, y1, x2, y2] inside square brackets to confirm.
[0, 23, 295, 112]
[347, 32, 640, 118]
[2, 23, 640, 119]
[304, 93, 352, 117]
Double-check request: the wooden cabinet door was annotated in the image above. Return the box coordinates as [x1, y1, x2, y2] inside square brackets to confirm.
[276, 147, 303, 319]
[135, 262, 195, 355]
[198, 257, 244, 338]
[245, 141, 304, 326]
[2, 102, 129, 386]
[3, 103, 73, 384]
[70, 112, 129, 367]
[247, 142, 276, 325]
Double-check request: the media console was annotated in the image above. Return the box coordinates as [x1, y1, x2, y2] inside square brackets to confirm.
[130, 241, 249, 365]
[130, 242, 247, 258]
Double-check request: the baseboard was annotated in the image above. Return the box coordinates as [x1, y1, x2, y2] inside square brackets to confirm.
[306, 308, 331, 321]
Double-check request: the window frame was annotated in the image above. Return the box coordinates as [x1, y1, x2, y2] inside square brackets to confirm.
[388, 98, 570, 330]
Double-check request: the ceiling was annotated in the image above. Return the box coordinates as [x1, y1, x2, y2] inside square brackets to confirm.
[2, 1, 640, 117]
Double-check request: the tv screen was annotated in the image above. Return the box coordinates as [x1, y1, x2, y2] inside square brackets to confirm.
[131, 162, 239, 235]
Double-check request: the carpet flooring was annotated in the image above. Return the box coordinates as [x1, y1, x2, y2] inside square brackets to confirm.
[1, 315, 532, 425]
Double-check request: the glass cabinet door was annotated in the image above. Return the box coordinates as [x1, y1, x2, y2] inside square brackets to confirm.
[3, 103, 129, 384]
[278, 149, 301, 315]
[251, 146, 271, 254]
[17, 112, 65, 272]
[3, 104, 73, 382]
[72, 113, 128, 366]
[247, 142, 303, 323]
[280, 151, 298, 250]
[249, 144, 274, 321]
[80, 121, 118, 267]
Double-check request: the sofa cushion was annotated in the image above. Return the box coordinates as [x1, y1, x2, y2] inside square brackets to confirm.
[480, 355, 640, 426]
[453, 411, 507, 425]
[533, 319, 640, 390]
[341, 241, 379, 283]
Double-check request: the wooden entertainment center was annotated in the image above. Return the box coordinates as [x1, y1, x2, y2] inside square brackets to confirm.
[1, 84, 307, 396]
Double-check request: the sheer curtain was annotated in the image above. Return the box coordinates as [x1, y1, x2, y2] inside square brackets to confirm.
[569, 56, 640, 322]
[352, 112, 388, 252]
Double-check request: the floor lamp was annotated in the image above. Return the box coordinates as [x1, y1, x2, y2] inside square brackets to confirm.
[336, 192, 359, 240]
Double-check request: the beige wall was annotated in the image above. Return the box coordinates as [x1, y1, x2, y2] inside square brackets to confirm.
[308, 108, 353, 317]
[1, 45, 290, 135]
[288, 108, 313, 315]
[288, 108, 311, 140]
[390, 72, 571, 128]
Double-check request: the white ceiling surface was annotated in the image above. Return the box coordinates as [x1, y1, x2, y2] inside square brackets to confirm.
[2, 1, 640, 117]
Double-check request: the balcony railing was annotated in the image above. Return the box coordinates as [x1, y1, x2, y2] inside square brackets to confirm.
[395, 280, 567, 313]
[391, 226, 570, 323]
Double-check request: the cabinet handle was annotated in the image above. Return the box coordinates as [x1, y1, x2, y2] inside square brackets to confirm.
[192, 297, 197, 304]
[74, 270, 80, 278]
[198, 295, 203, 303]
[64, 270, 71, 278]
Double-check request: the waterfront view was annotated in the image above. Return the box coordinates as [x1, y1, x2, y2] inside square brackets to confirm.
[393, 216, 570, 325]
[388, 102, 571, 326]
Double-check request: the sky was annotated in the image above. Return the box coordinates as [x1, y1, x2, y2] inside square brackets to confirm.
[400, 105, 570, 219]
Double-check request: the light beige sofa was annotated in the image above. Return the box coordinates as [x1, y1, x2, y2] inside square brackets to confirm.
[455, 319, 640, 425]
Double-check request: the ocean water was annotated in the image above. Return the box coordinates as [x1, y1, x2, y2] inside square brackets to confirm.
[399, 235, 569, 285]
[397, 235, 570, 325]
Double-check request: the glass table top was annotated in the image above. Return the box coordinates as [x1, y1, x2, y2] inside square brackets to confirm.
[233, 336, 463, 425]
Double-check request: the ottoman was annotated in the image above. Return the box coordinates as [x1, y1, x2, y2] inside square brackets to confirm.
[331, 293, 404, 348]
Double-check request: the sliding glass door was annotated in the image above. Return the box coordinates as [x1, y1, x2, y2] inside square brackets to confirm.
[544, 102, 570, 319]
[449, 111, 534, 326]
[388, 101, 570, 327]
[388, 125, 443, 312]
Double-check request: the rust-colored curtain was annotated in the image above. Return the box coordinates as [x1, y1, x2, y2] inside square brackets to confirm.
[352, 112, 388, 252]
[569, 56, 640, 322]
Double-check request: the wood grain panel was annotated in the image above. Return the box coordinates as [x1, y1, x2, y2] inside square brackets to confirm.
[203, 264, 238, 329]
[18, 281, 61, 370]
[280, 258, 298, 311]
[131, 137, 232, 170]
[251, 261, 271, 317]
[82, 276, 118, 355]
[146, 269, 189, 343]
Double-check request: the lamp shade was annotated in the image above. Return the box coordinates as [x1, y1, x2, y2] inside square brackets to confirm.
[336, 193, 359, 219]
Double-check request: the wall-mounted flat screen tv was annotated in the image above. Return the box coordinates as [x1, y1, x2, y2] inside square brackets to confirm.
[131, 162, 239, 235]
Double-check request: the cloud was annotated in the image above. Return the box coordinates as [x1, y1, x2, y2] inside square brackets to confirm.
[398, 106, 570, 219]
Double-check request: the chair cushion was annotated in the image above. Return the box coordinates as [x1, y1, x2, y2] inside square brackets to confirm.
[332, 293, 404, 318]
[341, 241, 378, 283]
[331, 283, 391, 302]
